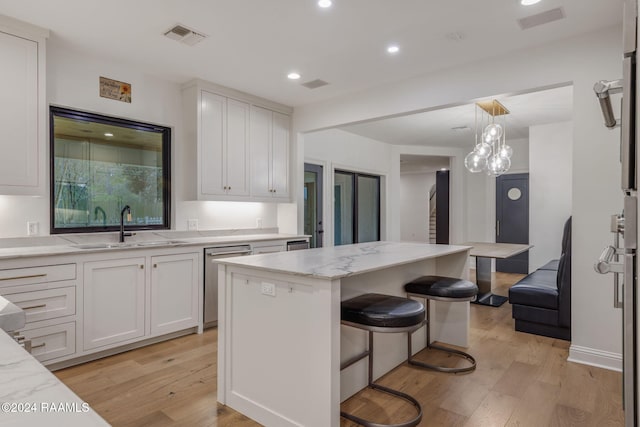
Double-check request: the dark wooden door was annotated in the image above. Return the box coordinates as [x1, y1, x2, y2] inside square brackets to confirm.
[496, 173, 529, 273]
[436, 170, 450, 244]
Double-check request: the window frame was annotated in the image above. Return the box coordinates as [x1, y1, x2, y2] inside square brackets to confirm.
[49, 106, 171, 234]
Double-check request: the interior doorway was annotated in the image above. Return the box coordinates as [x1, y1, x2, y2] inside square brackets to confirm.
[304, 163, 324, 248]
[399, 155, 451, 243]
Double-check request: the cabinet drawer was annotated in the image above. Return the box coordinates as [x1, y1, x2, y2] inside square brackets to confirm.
[0, 264, 76, 288]
[4, 286, 75, 323]
[21, 322, 75, 362]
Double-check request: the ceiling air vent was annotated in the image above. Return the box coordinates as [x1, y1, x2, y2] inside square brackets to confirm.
[518, 7, 566, 30]
[163, 24, 208, 46]
[301, 79, 329, 89]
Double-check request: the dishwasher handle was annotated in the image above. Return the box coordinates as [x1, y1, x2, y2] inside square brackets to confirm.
[207, 250, 252, 257]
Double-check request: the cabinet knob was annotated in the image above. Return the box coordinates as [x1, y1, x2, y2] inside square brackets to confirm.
[153, 263, 157, 268]
[140, 265, 144, 269]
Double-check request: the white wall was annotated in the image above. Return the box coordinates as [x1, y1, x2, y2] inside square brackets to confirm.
[304, 129, 393, 246]
[400, 172, 436, 242]
[294, 26, 623, 369]
[465, 138, 530, 245]
[529, 122, 573, 271]
[304, 129, 467, 247]
[0, 36, 278, 238]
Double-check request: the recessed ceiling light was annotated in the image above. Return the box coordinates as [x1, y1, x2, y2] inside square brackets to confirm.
[387, 45, 400, 54]
[520, 0, 541, 5]
[318, 0, 332, 8]
[287, 72, 301, 80]
[104, 133, 114, 137]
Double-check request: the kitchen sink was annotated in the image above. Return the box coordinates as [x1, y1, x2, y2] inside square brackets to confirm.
[73, 240, 185, 250]
[134, 240, 185, 247]
[73, 243, 124, 249]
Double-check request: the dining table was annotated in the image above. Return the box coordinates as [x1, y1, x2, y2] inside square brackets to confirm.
[460, 241, 532, 307]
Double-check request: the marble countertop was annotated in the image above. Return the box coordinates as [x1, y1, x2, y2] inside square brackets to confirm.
[215, 241, 471, 279]
[0, 330, 109, 426]
[0, 229, 308, 261]
[0, 296, 25, 333]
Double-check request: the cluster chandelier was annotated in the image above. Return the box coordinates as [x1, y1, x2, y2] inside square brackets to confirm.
[464, 100, 513, 176]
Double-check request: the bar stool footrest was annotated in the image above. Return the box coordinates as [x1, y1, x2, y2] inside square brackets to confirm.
[340, 383, 423, 427]
[409, 343, 476, 374]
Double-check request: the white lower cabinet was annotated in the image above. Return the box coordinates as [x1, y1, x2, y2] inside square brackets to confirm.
[150, 253, 199, 336]
[22, 322, 76, 363]
[83, 257, 146, 351]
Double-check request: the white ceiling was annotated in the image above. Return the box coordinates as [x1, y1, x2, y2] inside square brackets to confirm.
[0, 0, 622, 107]
[340, 84, 574, 148]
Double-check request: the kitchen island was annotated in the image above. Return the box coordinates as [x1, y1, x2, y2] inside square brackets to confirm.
[216, 241, 471, 427]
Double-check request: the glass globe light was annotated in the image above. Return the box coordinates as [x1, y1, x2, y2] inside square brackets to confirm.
[474, 142, 492, 158]
[486, 155, 500, 176]
[486, 155, 510, 176]
[464, 151, 487, 173]
[483, 131, 495, 143]
[497, 155, 511, 174]
[498, 144, 513, 159]
[484, 123, 503, 140]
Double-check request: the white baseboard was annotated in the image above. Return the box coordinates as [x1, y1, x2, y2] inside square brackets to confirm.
[568, 344, 622, 372]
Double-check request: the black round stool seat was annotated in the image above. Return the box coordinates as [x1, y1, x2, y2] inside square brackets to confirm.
[342, 293, 425, 328]
[340, 292, 425, 426]
[405, 275, 478, 299]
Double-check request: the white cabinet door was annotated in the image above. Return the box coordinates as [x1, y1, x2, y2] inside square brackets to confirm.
[226, 98, 250, 196]
[271, 112, 290, 199]
[83, 258, 146, 350]
[0, 31, 41, 194]
[150, 253, 199, 336]
[250, 106, 273, 198]
[200, 91, 226, 196]
[249, 107, 290, 199]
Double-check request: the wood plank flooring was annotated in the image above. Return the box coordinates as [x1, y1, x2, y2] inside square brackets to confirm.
[55, 272, 624, 426]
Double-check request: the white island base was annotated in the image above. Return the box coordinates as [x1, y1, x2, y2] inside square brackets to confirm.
[216, 242, 471, 427]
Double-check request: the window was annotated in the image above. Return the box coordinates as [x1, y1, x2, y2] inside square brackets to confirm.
[334, 170, 380, 245]
[50, 106, 171, 233]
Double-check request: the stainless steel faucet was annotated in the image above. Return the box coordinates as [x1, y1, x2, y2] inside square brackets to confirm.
[119, 205, 132, 243]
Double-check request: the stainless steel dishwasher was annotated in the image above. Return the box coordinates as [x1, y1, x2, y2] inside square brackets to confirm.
[204, 245, 252, 329]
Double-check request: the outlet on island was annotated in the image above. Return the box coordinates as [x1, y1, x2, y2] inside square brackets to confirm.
[261, 282, 276, 297]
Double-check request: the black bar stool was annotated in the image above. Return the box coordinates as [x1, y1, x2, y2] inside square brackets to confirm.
[341, 293, 425, 427]
[405, 276, 478, 373]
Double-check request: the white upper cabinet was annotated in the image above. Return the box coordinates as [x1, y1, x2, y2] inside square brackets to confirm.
[199, 91, 250, 198]
[0, 18, 48, 196]
[225, 98, 250, 196]
[183, 79, 292, 202]
[250, 106, 290, 200]
[271, 111, 290, 198]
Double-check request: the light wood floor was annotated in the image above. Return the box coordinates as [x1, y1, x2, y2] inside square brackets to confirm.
[55, 272, 624, 426]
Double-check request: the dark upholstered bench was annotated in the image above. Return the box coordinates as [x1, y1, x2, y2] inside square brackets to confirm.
[508, 217, 571, 341]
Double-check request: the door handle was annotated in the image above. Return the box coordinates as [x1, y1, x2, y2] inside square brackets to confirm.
[496, 220, 500, 237]
[594, 245, 624, 274]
